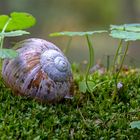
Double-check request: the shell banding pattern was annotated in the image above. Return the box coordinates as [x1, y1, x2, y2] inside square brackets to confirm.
[2, 38, 73, 103]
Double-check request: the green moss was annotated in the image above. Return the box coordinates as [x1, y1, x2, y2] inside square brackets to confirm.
[0, 70, 140, 139]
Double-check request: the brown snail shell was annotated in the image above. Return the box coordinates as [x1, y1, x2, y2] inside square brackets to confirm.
[2, 38, 73, 103]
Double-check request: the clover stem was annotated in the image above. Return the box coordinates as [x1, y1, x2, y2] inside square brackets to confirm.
[0, 18, 11, 72]
[106, 55, 110, 71]
[112, 41, 130, 101]
[112, 39, 123, 72]
[85, 35, 94, 93]
[0, 18, 11, 49]
[64, 37, 72, 54]
[116, 41, 129, 80]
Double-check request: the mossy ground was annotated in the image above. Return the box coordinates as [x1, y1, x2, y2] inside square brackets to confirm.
[0, 70, 140, 139]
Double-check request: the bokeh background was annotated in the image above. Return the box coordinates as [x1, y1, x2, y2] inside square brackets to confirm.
[0, 0, 140, 68]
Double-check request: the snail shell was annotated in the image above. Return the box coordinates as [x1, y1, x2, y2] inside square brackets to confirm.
[2, 38, 73, 103]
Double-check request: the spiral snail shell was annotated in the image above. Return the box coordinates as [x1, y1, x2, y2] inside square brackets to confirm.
[2, 38, 73, 103]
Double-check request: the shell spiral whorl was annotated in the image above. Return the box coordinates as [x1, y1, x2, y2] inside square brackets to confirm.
[40, 49, 71, 82]
[2, 38, 73, 103]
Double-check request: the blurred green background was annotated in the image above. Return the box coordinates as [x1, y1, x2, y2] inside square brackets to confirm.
[0, 0, 140, 67]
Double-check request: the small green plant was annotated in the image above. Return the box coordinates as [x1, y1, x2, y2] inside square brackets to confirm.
[130, 121, 140, 129]
[0, 12, 36, 59]
[110, 24, 140, 69]
[50, 31, 107, 94]
[109, 23, 140, 100]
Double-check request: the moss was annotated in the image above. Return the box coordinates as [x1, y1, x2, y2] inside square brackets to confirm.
[0, 70, 140, 139]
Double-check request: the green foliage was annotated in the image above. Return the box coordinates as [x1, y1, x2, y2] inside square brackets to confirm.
[110, 30, 140, 41]
[110, 23, 140, 41]
[79, 79, 110, 93]
[0, 12, 36, 59]
[0, 49, 18, 59]
[0, 30, 29, 37]
[109, 23, 140, 100]
[50, 30, 107, 37]
[130, 121, 140, 129]
[79, 81, 95, 93]
[110, 24, 140, 32]
[0, 30, 29, 58]
[0, 12, 36, 31]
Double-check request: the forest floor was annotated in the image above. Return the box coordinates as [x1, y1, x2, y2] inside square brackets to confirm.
[0, 69, 140, 139]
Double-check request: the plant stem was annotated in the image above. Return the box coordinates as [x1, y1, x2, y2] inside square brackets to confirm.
[63, 37, 72, 54]
[0, 18, 11, 49]
[85, 35, 94, 93]
[112, 39, 123, 72]
[116, 41, 130, 80]
[92, 80, 110, 91]
[107, 55, 110, 71]
[0, 18, 11, 72]
[77, 107, 89, 128]
[117, 44, 123, 66]
[112, 41, 130, 101]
